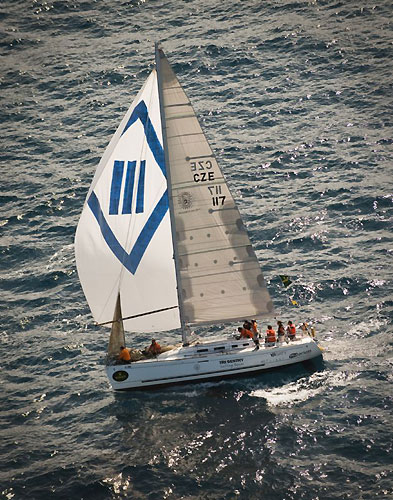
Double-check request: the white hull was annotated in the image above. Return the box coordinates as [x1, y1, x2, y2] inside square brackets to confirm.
[106, 336, 322, 390]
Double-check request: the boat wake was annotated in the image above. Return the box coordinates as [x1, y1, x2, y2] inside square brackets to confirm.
[249, 370, 359, 407]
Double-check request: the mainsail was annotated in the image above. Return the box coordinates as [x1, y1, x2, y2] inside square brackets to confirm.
[75, 45, 273, 336]
[156, 46, 274, 326]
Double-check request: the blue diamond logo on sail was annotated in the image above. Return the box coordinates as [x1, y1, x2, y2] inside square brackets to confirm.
[87, 100, 168, 275]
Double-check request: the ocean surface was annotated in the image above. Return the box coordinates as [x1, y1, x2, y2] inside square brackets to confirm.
[1, 1, 392, 498]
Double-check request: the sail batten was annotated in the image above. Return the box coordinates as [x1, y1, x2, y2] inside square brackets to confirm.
[166, 114, 196, 121]
[179, 246, 258, 257]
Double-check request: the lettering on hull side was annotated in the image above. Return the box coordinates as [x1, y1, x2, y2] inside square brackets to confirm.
[219, 358, 244, 365]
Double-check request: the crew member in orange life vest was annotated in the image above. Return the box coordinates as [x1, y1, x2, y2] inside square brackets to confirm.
[251, 319, 260, 350]
[147, 339, 162, 356]
[287, 321, 296, 340]
[237, 326, 253, 339]
[243, 320, 252, 331]
[118, 346, 131, 363]
[265, 325, 276, 344]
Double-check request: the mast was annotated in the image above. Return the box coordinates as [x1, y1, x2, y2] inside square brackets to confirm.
[155, 42, 188, 345]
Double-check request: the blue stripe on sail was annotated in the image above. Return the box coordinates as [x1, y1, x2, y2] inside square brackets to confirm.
[136, 160, 145, 214]
[109, 160, 124, 215]
[128, 189, 168, 271]
[87, 190, 168, 275]
[121, 101, 166, 177]
[122, 161, 136, 215]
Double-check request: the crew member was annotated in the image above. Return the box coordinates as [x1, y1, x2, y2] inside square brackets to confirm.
[287, 321, 296, 341]
[251, 319, 260, 349]
[277, 320, 285, 342]
[118, 346, 131, 363]
[147, 338, 162, 356]
[300, 322, 310, 336]
[237, 326, 253, 339]
[243, 320, 252, 331]
[265, 325, 276, 345]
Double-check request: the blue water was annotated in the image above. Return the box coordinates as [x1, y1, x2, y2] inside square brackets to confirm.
[1, 1, 392, 498]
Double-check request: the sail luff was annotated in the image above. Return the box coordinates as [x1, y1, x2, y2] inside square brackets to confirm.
[155, 43, 188, 344]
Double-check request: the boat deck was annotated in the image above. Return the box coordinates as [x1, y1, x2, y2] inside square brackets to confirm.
[136, 336, 315, 363]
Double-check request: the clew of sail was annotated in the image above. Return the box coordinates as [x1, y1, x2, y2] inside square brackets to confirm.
[75, 70, 180, 333]
[157, 47, 274, 325]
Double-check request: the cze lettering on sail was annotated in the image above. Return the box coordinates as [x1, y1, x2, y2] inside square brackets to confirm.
[193, 171, 215, 182]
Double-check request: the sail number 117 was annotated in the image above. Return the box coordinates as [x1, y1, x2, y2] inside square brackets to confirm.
[190, 160, 225, 207]
[208, 185, 226, 206]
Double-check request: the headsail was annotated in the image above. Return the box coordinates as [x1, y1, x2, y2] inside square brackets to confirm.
[75, 70, 180, 333]
[156, 46, 274, 326]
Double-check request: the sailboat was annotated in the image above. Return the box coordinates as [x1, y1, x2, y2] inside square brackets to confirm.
[75, 44, 322, 390]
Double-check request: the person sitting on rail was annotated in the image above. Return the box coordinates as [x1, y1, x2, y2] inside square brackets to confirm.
[287, 321, 296, 341]
[265, 325, 276, 345]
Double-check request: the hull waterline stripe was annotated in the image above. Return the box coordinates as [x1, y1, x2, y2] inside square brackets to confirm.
[140, 362, 267, 383]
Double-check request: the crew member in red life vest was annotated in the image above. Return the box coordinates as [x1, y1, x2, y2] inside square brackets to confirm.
[237, 326, 253, 339]
[287, 321, 296, 341]
[251, 319, 260, 349]
[118, 346, 131, 363]
[265, 325, 276, 345]
[147, 339, 162, 356]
